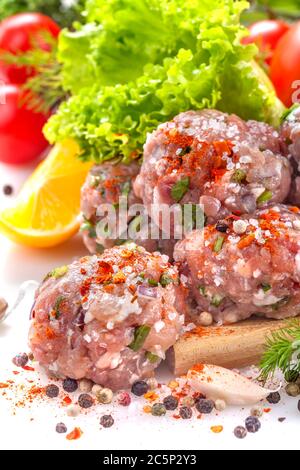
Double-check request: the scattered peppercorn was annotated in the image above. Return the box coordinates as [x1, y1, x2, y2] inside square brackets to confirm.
[3, 185, 13, 196]
[100, 414, 114, 428]
[267, 392, 281, 404]
[181, 396, 195, 408]
[245, 416, 261, 433]
[78, 379, 93, 393]
[284, 369, 299, 383]
[91, 384, 103, 396]
[215, 399, 226, 412]
[55, 422, 67, 434]
[151, 403, 166, 417]
[78, 393, 94, 409]
[250, 406, 263, 418]
[215, 221, 228, 233]
[278, 417, 286, 423]
[12, 353, 28, 368]
[234, 426, 247, 439]
[285, 383, 300, 397]
[117, 391, 131, 407]
[131, 380, 149, 397]
[163, 395, 178, 411]
[62, 378, 78, 393]
[95, 387, 113, 404]
[179, 406, 193, 419]
[195, 399, 214, 414]
[45, 384, 59, 398]
[198, 311, 213, 327]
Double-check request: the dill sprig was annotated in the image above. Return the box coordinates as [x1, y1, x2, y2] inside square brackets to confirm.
[0, 33, 66, 113]
[260, 319, 300, 380]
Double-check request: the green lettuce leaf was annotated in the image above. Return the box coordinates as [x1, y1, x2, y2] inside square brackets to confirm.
[45, 0, 285, 163]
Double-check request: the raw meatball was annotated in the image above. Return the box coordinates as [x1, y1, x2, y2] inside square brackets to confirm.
[280, 105, 300, 205]
[29, 245, 185, 390]
[174, 205, 300, 324]
[135, 110, 291, 231]
[81, 163, 176, 259]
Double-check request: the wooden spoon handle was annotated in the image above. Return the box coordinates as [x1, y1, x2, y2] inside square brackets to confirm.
[167, 318, 288, 376]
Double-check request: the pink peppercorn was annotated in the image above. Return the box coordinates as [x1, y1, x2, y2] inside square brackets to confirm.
[117, 391, 131, 406]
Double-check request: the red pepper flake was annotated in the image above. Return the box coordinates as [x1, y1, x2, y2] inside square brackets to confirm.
[12, 371, 20, 375]
[143, 405, 152, 414]
[22, 366, 35, 372]
[80, 268, 87, 275]
[144, 391, 159, 402]
[0, 383, 9, 389]
[62, 396, 72, 406]
[66, 427, 83, 441]
[211, 425, 223, 434]
[237, 234, 255, 249]
[264, 408, 271, 413]
[192, 363, 204, 373]
[172, 414, 181, 420]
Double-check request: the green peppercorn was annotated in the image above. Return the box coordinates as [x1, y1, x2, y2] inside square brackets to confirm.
[151, 403, 166, 417]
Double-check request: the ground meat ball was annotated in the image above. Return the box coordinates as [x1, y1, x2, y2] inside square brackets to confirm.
[174, 205, 300, 324]
[134, 110, 291, 231]
[280, 106, 300, 205]
[81, 163, 176, 260]
[29, 245, 185, 390]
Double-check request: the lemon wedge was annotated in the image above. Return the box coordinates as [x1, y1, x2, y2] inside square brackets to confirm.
[0, 139, 93, 248]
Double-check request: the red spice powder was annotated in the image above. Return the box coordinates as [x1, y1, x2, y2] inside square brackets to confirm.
[66, 427, 83, 441]
[192, 364, 204, 373]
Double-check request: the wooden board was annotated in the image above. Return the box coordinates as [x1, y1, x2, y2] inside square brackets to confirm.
[167, 317, 289, 376]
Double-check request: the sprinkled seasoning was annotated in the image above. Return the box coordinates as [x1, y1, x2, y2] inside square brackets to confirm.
[45, 384, 59, 398]
[251, 406, 263, 418]
[3, 185, 13, 196]
[78, 379, 93, 393]
[231, 169, 246, 184]
[285, 383, 300, 397]
[214, 399, 226, 411]
[66, 427, 83, 440]
[78, 393, 94, 408]
[117, 391, 131, 407]
[213, 236, 225, 253]
[215, 221, 228, 233]
[234, 426, 247, 439]
[63, 378, 78, 393]
[171, 177, 190, 202]
[181, 396, 195, 408]
[198, 312, 213, 326]
[195, 399, 214, 414]
[267, 392, 281, 404]
[129, 325, 151, 352]
[179, 406, 192, 419]
[211, 425, 223, 434]
[163, 395, 178, 411]
[100, 415, 114, 428]
[56, 422, 67, 434]
[151, 403, 166, 417]
[131, 381, 149, 397]
[257, 189, 273, 205]
[95, 388, 113, 404]
[12, 353, 28, 368]
[245, 416, 261, 433]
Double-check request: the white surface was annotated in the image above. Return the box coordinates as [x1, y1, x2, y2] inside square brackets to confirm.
[0, 163, 299, 451]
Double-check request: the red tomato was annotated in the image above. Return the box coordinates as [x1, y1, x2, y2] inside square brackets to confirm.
[0, 13, 60, 84]
[270, 22, 300, 107]
[242, 20, 289, 65]
[0, 83, 50, 164]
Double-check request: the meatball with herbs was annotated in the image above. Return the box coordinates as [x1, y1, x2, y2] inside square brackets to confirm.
[134, 110, 291, 231]
[29, 245, 185, 391]
[174, 205, 300, 324]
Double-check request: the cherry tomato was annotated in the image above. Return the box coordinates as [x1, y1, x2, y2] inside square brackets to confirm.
[0, 13, 60, 84]
[242, 20, 289, 65]
[270, 22, 300, 107]
[0, 83, 50, 164]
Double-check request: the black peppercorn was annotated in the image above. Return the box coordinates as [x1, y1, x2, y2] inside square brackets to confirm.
[78, 393, 94, 408]
[100, 414, 114, 428]
[12, 352, 28, 368]
[3, 185, 13, 196]
[55, 422, 67, 434]
[131, 380, 149, 396]
[62, 378, 78, 393]
[195, 398, 214, 414]
[215, 221, 228, 233]
[234, 426, 247, 439]
[245, 416, 261, 433]
[179, 406, 193, 419]
[45, 384, 59, 398]
[267, 392, 281, 404]
[163, 395, 178, 411]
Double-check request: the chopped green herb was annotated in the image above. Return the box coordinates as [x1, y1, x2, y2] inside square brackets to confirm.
[199, 285, 207, 297]
[148, 279, 159, 287]
[178, 146, 192, 156]
[80, 220, 97, 239]
[231, 169, 246, 184]
[271, 296, 290, 311]
[145, 352, 160, 363]
[129, 325, 151, 352]
[121, 181, 131, 197]
[261, 283, 271, 293]
[90, 175, 101, 188]
[257, 189, 273, 205]
[280, 104, 299, 124]
[44, 265, 68, 282]
[211, 294, 223, 308]
[213, 236, 225, 253]
[171, 177, 190, 202]
[159, 273, 174, 287]
[52, 296, 65, 320]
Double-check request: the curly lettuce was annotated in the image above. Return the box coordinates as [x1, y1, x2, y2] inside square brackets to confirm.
[45, 0, 285, 163]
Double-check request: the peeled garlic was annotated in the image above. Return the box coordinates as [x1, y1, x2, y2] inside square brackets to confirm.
[187, 364, 279, 406]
